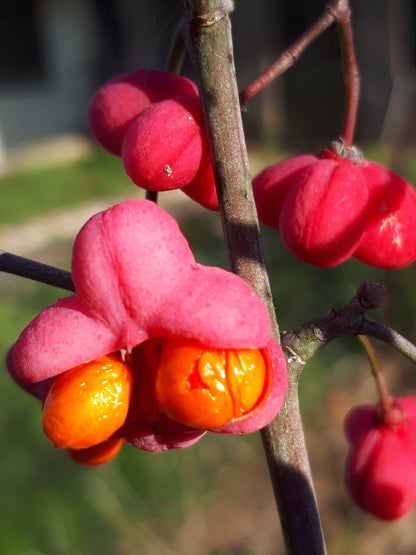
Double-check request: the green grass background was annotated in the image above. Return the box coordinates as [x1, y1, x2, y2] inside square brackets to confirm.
[1, 146, 416, 554]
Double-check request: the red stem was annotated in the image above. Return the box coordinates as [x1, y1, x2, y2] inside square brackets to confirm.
[239, 0, 353, 106]
[334, 1, 360, 147]
[239, 7, 336, 105]
[239, 0, 360, 149]
[358, 335, 390, 414]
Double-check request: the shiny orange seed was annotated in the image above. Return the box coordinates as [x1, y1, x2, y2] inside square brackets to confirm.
[42, 354, 133, 450]
[67, 438, 124, 466]
[155, 340, 271, 429]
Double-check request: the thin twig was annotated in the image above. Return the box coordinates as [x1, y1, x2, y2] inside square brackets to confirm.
[360, 318, 416, 366]
[166, 20, 187, 74]
[145, 190, 159, 203]
[238, 0, 352, 105]
[281, 283, 416, 368]
[0, 250, 74, 292]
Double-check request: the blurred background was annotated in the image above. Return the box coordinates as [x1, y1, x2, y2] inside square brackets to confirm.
[1, 0, 416, 553]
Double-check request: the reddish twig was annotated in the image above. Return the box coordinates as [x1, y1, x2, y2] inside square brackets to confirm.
[238, 0, 360, 149]
[239, 0, 350, 105]
[358, 335, 391, 414]
[334, 0, 360, 147]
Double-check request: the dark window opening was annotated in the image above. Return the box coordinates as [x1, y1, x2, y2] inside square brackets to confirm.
[0, 0, 46, 83]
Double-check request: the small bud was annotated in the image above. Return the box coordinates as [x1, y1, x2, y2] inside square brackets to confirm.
[356, 282, 385, 310]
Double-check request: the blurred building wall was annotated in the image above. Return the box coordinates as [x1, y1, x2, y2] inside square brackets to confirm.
[0, 0, 414, 172]
[0, 0, 98, 168]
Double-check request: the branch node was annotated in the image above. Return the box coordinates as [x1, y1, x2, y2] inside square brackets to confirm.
[357, 282, 385, 310]
[329, 138, 363, 164]
[285, 346, 306, 366]
[192, 9, 226, 28]
[312, 327, 326, 342]
[284, 50, 298, 64]
[326, 0, 350, 23]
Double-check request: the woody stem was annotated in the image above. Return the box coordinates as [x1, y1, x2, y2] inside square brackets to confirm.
[185, 2, 326, 554]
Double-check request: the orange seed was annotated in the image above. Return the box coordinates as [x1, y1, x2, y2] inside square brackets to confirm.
[42, 354, 133, 449]
[67, 438, 124, 466]
[155, 340, 271, 429]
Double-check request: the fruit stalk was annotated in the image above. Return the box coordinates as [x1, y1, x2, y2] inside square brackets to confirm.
[334, 0, 360, 147]
[358, 335, 391, 414]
